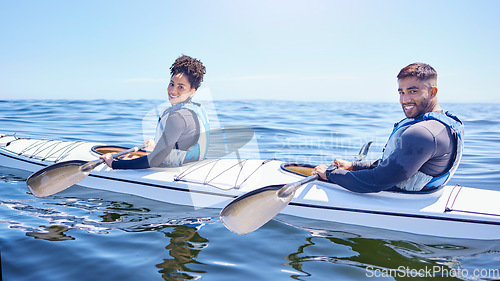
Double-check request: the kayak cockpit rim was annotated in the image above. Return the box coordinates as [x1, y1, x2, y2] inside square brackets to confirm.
[91, 145, 148, 159]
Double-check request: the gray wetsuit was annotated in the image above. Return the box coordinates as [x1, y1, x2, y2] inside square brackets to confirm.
[112, 108, 199, 169]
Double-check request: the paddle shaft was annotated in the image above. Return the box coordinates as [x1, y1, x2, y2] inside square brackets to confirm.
[110, 144, 146, 158]
[278, 174, 319, 198]
[82, 144, 146, 172]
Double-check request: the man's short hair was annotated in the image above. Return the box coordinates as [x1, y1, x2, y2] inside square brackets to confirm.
[397, 63, 437, 81]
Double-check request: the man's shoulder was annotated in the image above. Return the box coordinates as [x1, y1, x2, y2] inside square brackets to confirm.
[410, 119, 448, 134]
[404, 120, 446, 140]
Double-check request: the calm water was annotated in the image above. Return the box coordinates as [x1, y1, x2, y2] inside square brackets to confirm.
[1, 100, 499, 281]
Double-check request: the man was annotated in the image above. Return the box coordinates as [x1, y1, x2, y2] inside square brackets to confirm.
[313, 63, 464, 193]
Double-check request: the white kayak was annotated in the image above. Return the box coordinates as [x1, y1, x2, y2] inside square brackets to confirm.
[1, 134, 499, 240]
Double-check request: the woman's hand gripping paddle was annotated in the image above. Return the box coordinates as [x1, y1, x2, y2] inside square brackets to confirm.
[26, 144, 146, 197]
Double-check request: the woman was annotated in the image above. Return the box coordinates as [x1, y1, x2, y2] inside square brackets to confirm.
[101, 55, 209, 169]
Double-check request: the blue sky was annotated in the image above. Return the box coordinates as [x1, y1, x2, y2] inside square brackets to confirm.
[1, 0, 499, 102]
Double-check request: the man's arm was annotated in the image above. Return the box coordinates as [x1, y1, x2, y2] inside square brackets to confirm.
[326, 125, 437, 193]
[352, 160, 381, 171]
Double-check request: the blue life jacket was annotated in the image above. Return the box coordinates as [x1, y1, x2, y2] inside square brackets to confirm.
[382, 111, 464, 191]
[155, 99, 210, 166]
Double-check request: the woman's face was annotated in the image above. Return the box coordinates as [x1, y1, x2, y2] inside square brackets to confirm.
[167, 73, 195, 105]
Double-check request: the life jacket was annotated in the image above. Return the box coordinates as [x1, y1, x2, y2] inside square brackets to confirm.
[381, 111, 464, 191]
[154, 99, 210, 166]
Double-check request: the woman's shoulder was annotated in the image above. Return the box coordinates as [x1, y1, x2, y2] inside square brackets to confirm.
[166, 108, 196, 128]
[170, 108, 196, 119]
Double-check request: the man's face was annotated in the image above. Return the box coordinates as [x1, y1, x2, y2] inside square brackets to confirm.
[398, 77, 436, 118]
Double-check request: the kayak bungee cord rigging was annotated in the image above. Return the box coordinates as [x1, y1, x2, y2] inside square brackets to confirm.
[0, 135, 86, 162]
[175, 158, 277, 190]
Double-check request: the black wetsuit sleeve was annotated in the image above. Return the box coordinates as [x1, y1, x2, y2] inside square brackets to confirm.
[352, 160, 380, 171]
[111, 155, 150, 169]
[326, 125, 437, 193]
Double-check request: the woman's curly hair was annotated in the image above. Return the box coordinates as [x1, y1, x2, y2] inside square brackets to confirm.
[170, 55, 206, 90]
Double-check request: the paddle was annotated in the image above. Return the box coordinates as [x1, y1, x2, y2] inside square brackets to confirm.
[26, 144, 146, 197]
[220, 141, 373, 234]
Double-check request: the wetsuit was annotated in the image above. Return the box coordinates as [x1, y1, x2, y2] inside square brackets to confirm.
[326, 112, 462, 193]
[111, 108, 200, 169]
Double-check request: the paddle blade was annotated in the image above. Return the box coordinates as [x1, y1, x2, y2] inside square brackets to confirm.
[27, 160, 91, 197]
[220, 185, 293, 234]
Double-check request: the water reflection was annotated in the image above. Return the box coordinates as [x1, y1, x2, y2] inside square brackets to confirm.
[156, 225, 209, 281]
[3, 181, 214, 281]
[26, 225, 75, 241]
[284, 225, 500, 280]
[95, 204, 213, 281]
